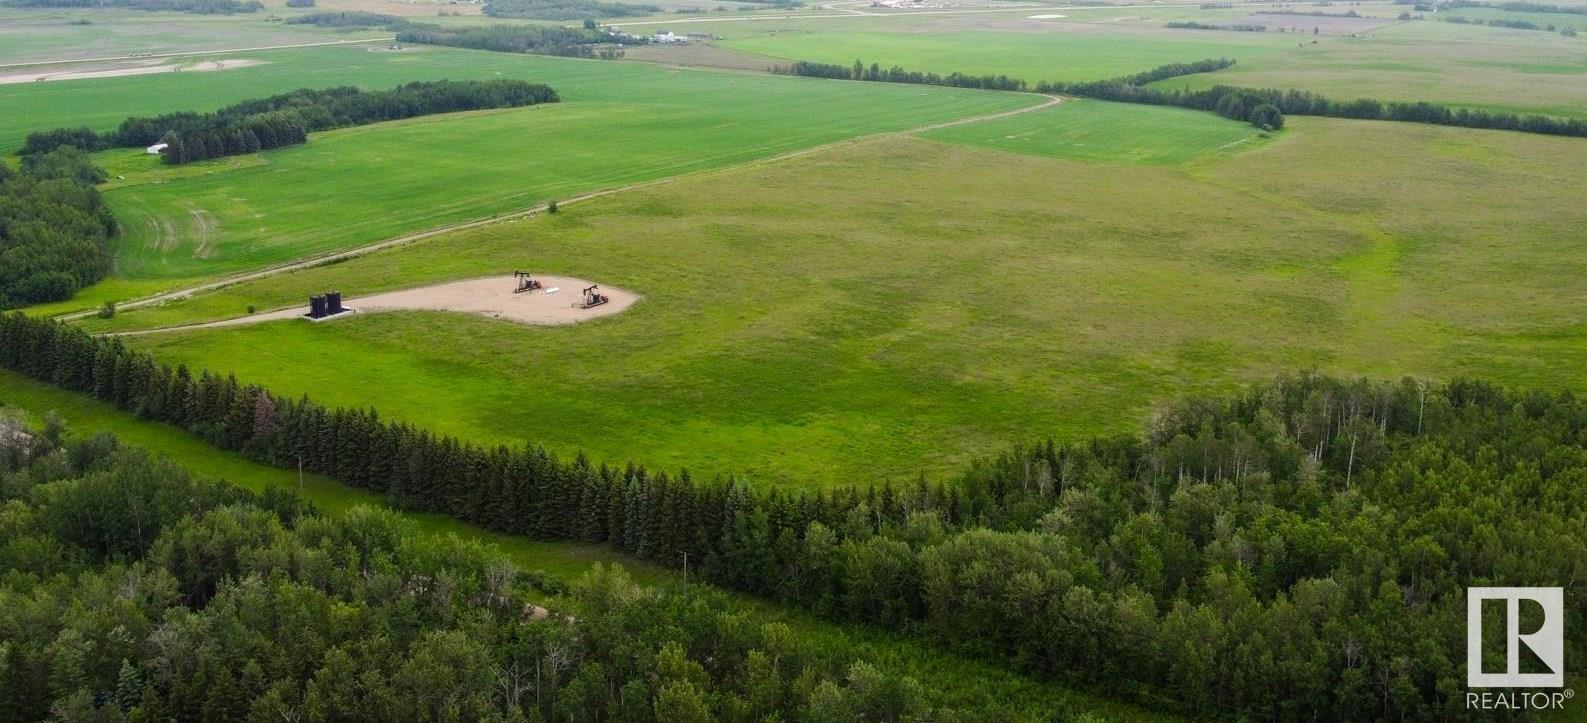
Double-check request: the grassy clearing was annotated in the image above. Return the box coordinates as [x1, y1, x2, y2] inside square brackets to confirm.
[97, 72, 1034, 280]
[922, 98, 1268, 164]
[0, 368, 1182, 722]
[1157, 21, 1587, 119]
[717, 26, 1296, 82]
[87, 115, 1587, 490]
[2, 43, 1035, 294]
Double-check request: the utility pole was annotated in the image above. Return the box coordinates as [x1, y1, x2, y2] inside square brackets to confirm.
[297, 454, 304, 497]
[681, 552, 688, 594]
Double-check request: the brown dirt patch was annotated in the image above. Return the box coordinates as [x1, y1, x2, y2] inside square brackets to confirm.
[119, 275, 640, 335]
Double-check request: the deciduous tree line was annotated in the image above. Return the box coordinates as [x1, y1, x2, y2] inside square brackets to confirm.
[395, 25, 642, 57]
[771, 54, 1587, 138]
[3, 311, 1584, 719]
[1438, 0, 1587, 15]
[771, 59, 1027, 92]
[21, 80, 560, 165]
[283, 10, 414, 29]
[481, 0, 660, 20]
[1441, 14, 1579, 32]
[0, 428, 942, 722]
[1164, 21, 1267, 31]
[0, 149, 115, 309]
[1039, 59, 1587, 137]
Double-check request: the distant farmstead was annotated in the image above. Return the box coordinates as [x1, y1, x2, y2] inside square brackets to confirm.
[146, 142, 168, 155]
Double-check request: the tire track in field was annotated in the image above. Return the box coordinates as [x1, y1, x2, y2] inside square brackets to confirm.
[0, 38, 395, 71]
[613, 0, 1398, 26]
[61, 93, 1061, 323]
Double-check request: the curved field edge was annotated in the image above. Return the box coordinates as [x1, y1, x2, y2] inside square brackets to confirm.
[921, 98, 1272, 165]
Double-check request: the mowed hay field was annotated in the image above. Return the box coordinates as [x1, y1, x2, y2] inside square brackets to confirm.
[1, 44, 1037, 290]
[1160, 21, 1587, 119]
[94, 112, 1587, 490]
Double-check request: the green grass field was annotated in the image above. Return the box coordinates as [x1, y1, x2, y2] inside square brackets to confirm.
[2, 44, 1036, 299]
[679, 11, 1587, 120]
[97, 68, 1034, 280]
[84, 112, 1587, 491]
[923, 98, 1268, 164]
[1157, 21, 1587, 119]
[717, 26, 1297, 82]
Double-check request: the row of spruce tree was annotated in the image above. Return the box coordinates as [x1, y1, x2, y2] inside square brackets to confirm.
[771, 59, 1027, 92]
[4, 310, 1584, 720]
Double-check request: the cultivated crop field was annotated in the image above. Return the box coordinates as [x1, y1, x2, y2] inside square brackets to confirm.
[87, 110, 1587, 489]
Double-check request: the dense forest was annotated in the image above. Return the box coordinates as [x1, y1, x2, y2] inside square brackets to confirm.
[772, 59, 1026, 92]
[3, 311, 1583, 719]
[396, 25, 641, 57]
[0, 150, 115, 310]
[482, 0, 660, 20]
[21, 80, 560, 165]
[0, 0, 262, 13]
[0, 425, 952, 722]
